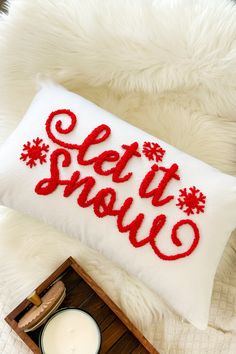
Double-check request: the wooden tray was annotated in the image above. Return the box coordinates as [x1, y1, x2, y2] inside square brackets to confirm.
[5, 257, 159, 354]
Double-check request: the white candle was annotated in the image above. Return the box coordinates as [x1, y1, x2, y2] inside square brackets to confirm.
[40, 309, 101, 354]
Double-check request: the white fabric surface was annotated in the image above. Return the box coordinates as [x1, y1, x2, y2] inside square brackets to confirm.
[0, 0, 235, 353]
[1, 82, 235, 330]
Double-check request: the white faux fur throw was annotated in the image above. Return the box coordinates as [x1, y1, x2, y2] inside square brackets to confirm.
[0, 0, 236, 353]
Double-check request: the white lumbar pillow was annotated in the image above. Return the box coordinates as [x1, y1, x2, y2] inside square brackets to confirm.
[0, 82, 235, 330]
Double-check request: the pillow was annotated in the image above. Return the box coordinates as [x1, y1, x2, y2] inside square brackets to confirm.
[0, 82, 235, 330]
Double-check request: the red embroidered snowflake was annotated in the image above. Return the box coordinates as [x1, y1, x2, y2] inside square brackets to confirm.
[20, 137, 49, 168]
[142, 141, 165, 162]
[176, 186, 206, 216]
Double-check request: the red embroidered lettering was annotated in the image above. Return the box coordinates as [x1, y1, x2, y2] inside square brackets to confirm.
[112, 142, 141, 183]
[93, 188, 117, 218]
[93, 150, 120, 176]
[139, 163, 180, 207]
[46, 109, 80, 150]
[46, 111, 141, 184]
[77, 125, 111, 165]
[35, 148, 71, 195]
[150, 219, 200, 260]
[63, 171, 96, 208]
[33, 109, 203, 262]
[116, 197, 144, 235]
[46, 109, 111, 166]
[130, 214, 166, 248]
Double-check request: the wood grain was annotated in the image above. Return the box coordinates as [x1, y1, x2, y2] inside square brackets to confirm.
[0, 0, 7, 13]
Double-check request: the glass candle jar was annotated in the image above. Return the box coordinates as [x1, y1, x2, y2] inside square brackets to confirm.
[40, 308, 101, 354]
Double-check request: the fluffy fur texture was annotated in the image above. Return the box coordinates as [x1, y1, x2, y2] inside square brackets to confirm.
[0, 0, 235, 353]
